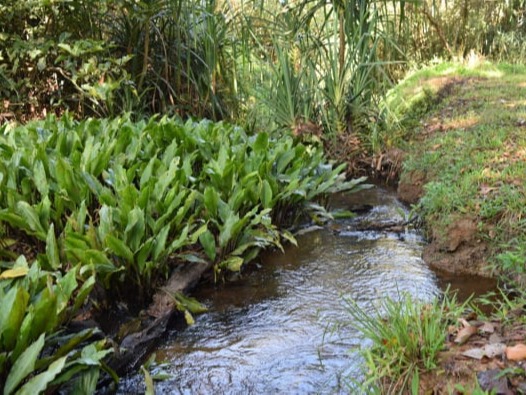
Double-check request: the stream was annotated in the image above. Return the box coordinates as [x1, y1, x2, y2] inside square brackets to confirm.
[117, 187, 496, 394]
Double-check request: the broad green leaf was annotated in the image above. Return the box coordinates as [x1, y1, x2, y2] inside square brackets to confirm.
[219, 211, 240, 249]
[76, 343, 113, 366]
[75, 201, 88, 233]
[56, 157, 79, 203]
[203, 187, 219, 217]
[0, 212, 28, 233]
[37, 329, 94, 370]
[153, 189, 187, 233]
[183, 310, 195, 326]
[189, 224, 208, 244]
[261, 180, 273, 209]
[0, 286, 29, 351]
[276, 149, 296, 173]
[168, 224, 190, 252]
[4, 333, 45, 395]
[81, 172, 104, 197]
[140, 156, 157, 188]
[136, 239, 154, 272]
[97, 205, 113, 242]
[33, 160, 49, 196]
[16, 202, 46, 240]
[281, 230, 298, 247]
[67, 249, 117, 274]
[141, 365, 155, 395]
[73, 276, 96, 312]
[16, 356, 67, 395]
[56, 266, 78, 315]
[105, 235, 134, 263]
[124, 207, 145, 252]
[152, 225, 170, 261]
[64, 232, 90, 251]
[220, 256, 244, 272]
[331, 210, 356, 219]
[45, 224, 60, 270]
[173, 292, 208, 314]
[0, 267, 29, 280]
[30, 286, 57, 340]
[253, 132, 269, 152]
[173, 191, 197, 225]
[242, 247, 260, 264]
[199, 230, 216, 261]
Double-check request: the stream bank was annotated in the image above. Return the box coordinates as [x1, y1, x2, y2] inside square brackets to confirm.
[371, 62, 526, 393]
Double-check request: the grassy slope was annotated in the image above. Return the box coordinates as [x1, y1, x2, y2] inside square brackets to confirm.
[373, 60, 526, 393]
[390, 60, 526, 279]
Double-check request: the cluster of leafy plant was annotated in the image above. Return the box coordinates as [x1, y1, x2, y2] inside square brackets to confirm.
[0, 114, 364, 293]
[0, 114, 365, 391]
[0, 257, 112, 394]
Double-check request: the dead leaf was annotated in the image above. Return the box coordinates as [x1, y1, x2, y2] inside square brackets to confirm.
[454, 325, 478, 345]
[489, 333, 504, 344]
[0, 267, 29, 280]
[461, 343, 506, 360]
[480, 184, 496, 196]
[477, 369, 513, 395]
[506, 344, 526, 361]
[484, 343, 507, 358]
[462, 347, 485, 360]
[479, 322, 495, 334]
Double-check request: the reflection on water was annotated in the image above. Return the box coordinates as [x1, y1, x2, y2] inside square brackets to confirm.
[117, 188, 492, 394]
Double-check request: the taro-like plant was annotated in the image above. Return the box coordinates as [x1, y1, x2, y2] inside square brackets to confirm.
[0, 256, 113, 394]
[0, 114, 368, 296]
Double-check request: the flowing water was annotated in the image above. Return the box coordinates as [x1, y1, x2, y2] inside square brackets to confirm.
[118, 188, 495, 394]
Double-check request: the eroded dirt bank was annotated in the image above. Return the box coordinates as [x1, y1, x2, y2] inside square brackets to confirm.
[398, 169, 491, 278]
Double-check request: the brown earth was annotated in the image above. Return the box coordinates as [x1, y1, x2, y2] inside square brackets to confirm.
[398, 168, 492, 278]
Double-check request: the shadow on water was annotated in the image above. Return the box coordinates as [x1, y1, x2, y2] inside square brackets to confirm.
[117, 187, 496, 394]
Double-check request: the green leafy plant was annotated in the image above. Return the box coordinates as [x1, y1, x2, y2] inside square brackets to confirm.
[0, 114, 368, 298]
[0, 256, 113, 394]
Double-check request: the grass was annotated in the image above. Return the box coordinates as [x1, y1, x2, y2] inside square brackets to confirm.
[387, 60, 526, 279]
[343, 291, 468, 394]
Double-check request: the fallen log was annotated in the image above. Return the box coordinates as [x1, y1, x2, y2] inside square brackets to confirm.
[107, 259, 213, 376]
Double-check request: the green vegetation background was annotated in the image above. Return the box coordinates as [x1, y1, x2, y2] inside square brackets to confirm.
[2, 0, 526, 393]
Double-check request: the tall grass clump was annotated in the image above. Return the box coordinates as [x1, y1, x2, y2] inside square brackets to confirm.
[251, 1, 394, 136]
[343, 292, 466, 393]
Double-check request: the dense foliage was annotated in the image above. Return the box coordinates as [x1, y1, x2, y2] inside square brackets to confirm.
[2, 0, 526, 392]
[0, 115, 366, 392]
[3, 0, 524, 150]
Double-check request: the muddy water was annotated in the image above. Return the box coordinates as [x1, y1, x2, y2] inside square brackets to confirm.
[118, 188, 492, 394]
